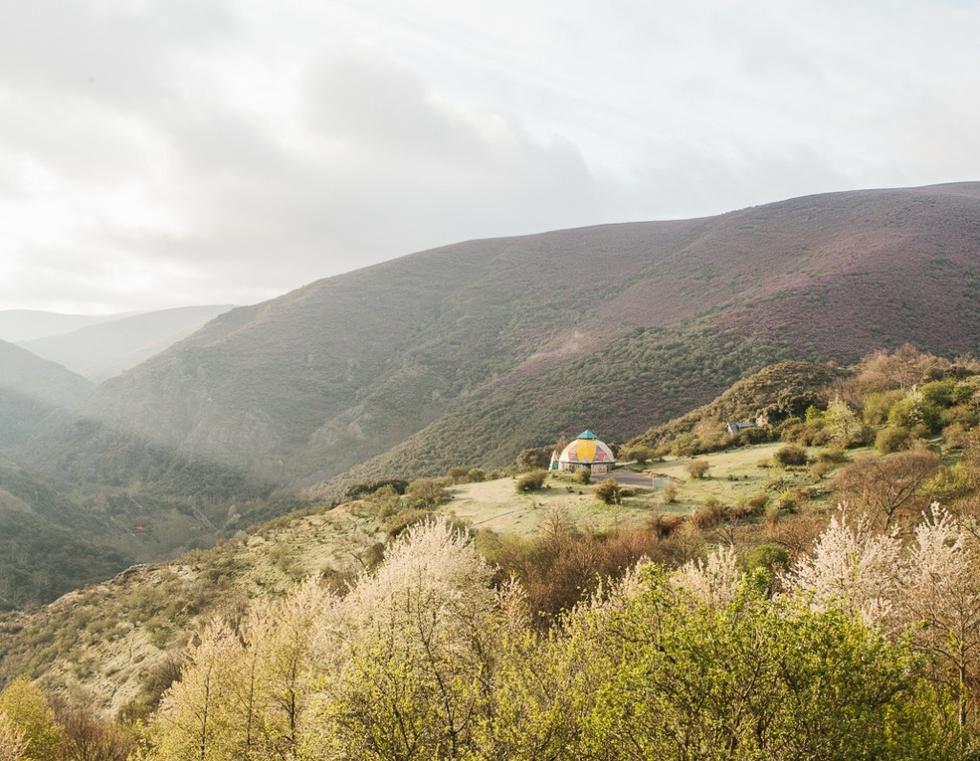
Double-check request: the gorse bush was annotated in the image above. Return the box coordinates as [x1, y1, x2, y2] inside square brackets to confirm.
[136, 520, 968, 761]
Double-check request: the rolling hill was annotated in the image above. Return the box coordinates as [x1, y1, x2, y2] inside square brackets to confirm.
[7, 182, 980, 609]
[21, 182, 980, 495]
[20, 305, 235, 381]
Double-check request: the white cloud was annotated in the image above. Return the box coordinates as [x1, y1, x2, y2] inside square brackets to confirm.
[1, 0, 979, 311]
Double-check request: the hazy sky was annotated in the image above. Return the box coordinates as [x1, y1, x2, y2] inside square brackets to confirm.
[2, 0, 979, 313]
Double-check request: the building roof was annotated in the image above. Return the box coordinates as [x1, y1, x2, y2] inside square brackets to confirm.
[559, 432, 615, 465]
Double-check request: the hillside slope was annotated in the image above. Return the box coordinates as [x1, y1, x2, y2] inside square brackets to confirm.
[21, 305, 234, 381]
[27, 182, 980, 498]
[0, 340, 92, 448]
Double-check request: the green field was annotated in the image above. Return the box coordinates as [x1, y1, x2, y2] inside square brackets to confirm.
[445, 442, 858, 535]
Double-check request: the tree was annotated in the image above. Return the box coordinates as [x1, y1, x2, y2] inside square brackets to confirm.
[306, 520, 501, 760]
[54, 698, 134, 761]
[0, 713, 27, 761]
[146, 621, 242, 761]
[0, 677, 62, 761]
[566, 564, 946, 760]
[686, 460, 710, 479]
[899, 505, 980, 733]
[516, 447, 552, 472]
[783, 509, 902, 630]
[825, 397, 860, 445]
[834, 449, 940, 530]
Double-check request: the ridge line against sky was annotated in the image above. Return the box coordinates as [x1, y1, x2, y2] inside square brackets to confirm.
[1, 0, 978, 313]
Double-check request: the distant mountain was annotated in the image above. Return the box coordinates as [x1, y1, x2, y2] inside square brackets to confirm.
[20, 305, 235, 381]
[0, 339, 92, 448]
[0, 310, 134, 342]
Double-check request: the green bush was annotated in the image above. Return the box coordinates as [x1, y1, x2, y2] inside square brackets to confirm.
[876, 426, 910, 454]
[862, 390, 905, 426]
[572, 468, 592, 485]
[593, 479, 623, 505]
[516, 470, 548, 493]
[774, 445, 808, 467]
[743, 542, 790, 573]
[405, 478, 450, 509]
[888, 397, 941, 435]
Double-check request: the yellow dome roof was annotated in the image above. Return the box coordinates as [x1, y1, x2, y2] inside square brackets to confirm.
[558, 433, 615, 465]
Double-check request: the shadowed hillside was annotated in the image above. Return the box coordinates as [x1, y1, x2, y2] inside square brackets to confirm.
[0, 340, 92, 448]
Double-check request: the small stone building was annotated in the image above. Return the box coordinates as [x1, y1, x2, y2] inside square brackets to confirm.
[558, 430, 616, 476]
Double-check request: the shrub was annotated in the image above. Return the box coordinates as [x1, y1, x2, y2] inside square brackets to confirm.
[816, 447, 849, 463]
[649, 513, 685, 538]
[466, 468, 486, 483]
[345, 479, 409, 500]
[875, 426, 910, 454]
[383, 509, 432, 538]
[662, 485, 678, 504]
[888, 397, 941, 435]
[405, 478, 450, 509]
[516, 470, 548, 493]
[774, 490, 798, 514]
[774, 445, 808, 467]
[743, 543, 790, 573]
[516, 447, 552, 471]
[686, 460, 710, 479]
[447, 466, 470, 483]
[862, 390, 905, 425]
[593, 479, 623, 505]
[621, 445, 656, 465]
[572, 468, 591, 485]
[691, 500, 727, 529]
[810, 461, 832, 479]
[750, 492, 770, 513]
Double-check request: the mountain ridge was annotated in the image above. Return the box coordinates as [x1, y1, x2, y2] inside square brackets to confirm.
[6, 181, 980, 607]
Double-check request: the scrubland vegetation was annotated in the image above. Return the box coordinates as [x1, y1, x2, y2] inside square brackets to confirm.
[10, 346, 980, 757]
[9, 513, 980, 760]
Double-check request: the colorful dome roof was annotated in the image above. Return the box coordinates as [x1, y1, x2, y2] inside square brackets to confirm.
[558, 431, 615, 465]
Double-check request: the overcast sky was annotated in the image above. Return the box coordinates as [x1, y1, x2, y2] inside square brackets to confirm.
[1, 0, 978, 313]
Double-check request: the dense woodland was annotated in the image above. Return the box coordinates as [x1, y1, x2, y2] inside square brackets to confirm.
[9, 346, 980, 758]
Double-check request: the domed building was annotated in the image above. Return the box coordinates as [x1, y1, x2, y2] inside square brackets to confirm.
[556, 430, 616, 476]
